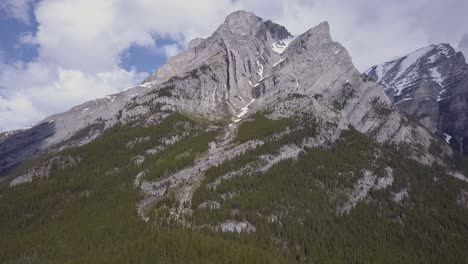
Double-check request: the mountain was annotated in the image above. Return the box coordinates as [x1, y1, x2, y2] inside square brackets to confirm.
[365, 44, 468, 155]
[1, 11, 468, 263]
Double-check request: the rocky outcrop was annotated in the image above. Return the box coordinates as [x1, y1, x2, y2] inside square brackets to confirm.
[366, 44, 468, 155]
[0, 11, 455, 177]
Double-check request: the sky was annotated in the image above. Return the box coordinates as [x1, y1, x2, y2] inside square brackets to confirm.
[0, 0, 467, 132]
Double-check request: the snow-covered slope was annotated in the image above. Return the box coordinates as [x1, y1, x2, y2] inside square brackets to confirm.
[366, 44, 468, 155]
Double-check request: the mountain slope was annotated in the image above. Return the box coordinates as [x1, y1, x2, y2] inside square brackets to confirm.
[366, 44, 468, 155]
[1, 11, 468, 263]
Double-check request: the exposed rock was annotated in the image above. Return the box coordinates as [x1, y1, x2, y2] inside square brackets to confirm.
[258, 144, 302, 172]
[366, 44, 468, 155]
[219, 220, 256, 233]
[458, 190, 468, 208]
[10, 155, 81, 187]
[133, 155, 145, 167]
[134, 170, 146, 188]
[392, 188, 409, 203]
[0, 11, 454, 177]
[448, 171, 468, 183]
[339, 167, 394, 214]
[198, 201, 221, 210]
[126, 136, 150, 149]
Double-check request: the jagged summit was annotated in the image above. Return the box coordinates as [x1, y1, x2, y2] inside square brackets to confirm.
[220, 10, 291, 38]
[0, 10, 456, 176]
[3, 11, 468, 263]
[222, 10, 263, 35]
[366, 43, 466, 99]
[366, 43, 468, 154]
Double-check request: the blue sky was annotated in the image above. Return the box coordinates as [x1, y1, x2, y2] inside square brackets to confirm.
[0, 18, 36, 64]
[0, 0, 467, 132]
[0, 1, 170, 73]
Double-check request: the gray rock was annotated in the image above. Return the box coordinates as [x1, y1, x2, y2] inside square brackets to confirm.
[366, 44, 468, 155]
[0, 10, 454, 180]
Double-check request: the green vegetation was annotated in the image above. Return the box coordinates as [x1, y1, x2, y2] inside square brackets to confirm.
[235, 113, 294, 143]
[192, 129, 468, 263]
[1, 112, 468, 263]
[0, 113, 289, 263]
[143, 131, 215, 181]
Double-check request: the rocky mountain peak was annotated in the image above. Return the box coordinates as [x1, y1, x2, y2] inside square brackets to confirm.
[217, 10, 291, 41]
[304, 21, 331, 39]
[2, 10, 468, 263]
[367, 43, 468, 155]
[222, 10, 263, 35]
[0, 10, 455, 175]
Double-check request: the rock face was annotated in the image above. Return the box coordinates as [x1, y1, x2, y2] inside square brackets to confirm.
[0, 10, 453, 176]
[3, 11, 468, 262]
[366, 44, 468, 155]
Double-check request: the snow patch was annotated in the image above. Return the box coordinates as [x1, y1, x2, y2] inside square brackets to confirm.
[395, 97, 413, 105]
[429, 67, 444, 87]
[436, 44, 452, 57]
[105, 95, 116, 102]
[81, 107, 89, 113]
[139, 81, 157, 88]
[273, 58, 285, 67]
[443, 133, 452, 144]
[228, 99, 256, 128]
[236, 99, 255, 119]
[256, 60, 264, 78]
[436, 89, 447, 102]
[448, 171, 468, 183]
[248, 80, 259, 87]
[394, 46, 433, 81]
[270, 36, 295, 55]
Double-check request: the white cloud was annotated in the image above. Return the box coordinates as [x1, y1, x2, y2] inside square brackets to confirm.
[0, 92, 44, 130]
[0, 62, 146, 131]
[31, 0, 241, 71]
[1, 0, 467, 132]
[235, 0, 468, 70]
[163, 44, 183, 58]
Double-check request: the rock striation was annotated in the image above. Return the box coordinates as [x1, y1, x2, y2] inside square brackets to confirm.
[366, 44, 468, 155]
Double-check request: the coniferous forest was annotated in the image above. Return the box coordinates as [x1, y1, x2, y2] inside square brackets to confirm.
[1, 113, 467, 263]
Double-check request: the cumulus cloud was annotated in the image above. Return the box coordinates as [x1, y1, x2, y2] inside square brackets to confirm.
[0, 0, 34, 24]
[0, 62, 146, 131]
[31, 0, 241, 71]
[1, 0, 467, 132]
[236, 0, 468, 69]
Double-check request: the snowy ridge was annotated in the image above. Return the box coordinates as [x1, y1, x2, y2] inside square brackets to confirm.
[367, 42, 468, 154]
[366, 43, 460, 102]
[393, 46, 433, 81]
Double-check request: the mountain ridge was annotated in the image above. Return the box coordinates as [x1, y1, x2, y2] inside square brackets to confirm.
[1, 10, 468, 263]
[366, 43, 468, 155]
[0, 12, 457, 175]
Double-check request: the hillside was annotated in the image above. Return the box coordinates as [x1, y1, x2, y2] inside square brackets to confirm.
[1, 10, 468, 263]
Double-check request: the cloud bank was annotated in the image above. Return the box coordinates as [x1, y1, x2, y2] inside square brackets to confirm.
[0, 0, 467, 131]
